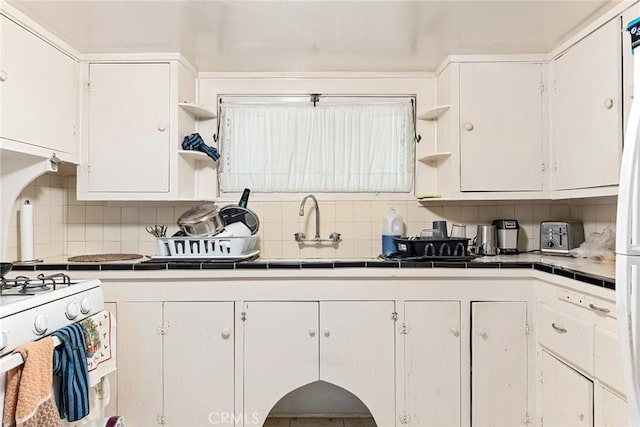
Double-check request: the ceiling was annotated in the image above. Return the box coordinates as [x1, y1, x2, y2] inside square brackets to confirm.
[7, 0, 622, 72]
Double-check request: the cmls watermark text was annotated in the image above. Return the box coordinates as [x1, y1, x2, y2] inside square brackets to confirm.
[208, 412, 260, 425]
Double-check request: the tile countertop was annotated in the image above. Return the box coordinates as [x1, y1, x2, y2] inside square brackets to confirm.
[10, 252, 616, 289]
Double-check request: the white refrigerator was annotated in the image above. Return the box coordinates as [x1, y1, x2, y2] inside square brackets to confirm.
[618, 16, 640, 426]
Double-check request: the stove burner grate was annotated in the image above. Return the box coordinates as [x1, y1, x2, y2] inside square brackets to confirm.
[0, 272, 73, 296]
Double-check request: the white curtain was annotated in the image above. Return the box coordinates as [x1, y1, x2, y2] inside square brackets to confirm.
[218, 98, 414, 193]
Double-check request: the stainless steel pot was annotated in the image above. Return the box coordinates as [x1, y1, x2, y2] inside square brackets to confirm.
[177, 203, 225, 237]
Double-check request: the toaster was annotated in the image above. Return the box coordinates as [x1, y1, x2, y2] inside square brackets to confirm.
[540, 221, 585, 255]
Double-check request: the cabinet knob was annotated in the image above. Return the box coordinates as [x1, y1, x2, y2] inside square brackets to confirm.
[323, 328, 330, 337]
[158, 123, 167, 132]
[450, 328, 460, 337]
[0, 70, 7, 82]
[309, 328, 316, 337]
[464, 122, 474, 131]
[604, 98, 614, 109]
[478, 329, 487, 338]
[221, 327, 231, 339]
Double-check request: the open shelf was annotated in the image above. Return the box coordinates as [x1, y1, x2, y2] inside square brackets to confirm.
[418, 105, 450, 121]
[178, 150, 216, 163]
[419, 152, 452, 164]
[178, 102, 217, 120]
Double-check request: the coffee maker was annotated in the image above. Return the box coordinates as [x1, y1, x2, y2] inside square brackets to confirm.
[492, 219, 520, 254]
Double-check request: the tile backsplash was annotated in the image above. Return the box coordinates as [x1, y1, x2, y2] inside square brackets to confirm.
[4, 172, 618, 261]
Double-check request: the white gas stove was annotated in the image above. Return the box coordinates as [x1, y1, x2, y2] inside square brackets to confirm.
[0, 272, 104, 358]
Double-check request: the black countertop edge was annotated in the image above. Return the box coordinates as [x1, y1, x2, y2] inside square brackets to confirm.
[533, 263, 554, 274]
[365, 261, 400, 268]
[200, 262, 236, 270]
[9, 259, 615, 289]
[333, 261, 367, 268]
[133, 263, 167, 271]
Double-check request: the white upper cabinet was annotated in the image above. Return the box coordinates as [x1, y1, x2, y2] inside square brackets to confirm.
[552, 18, 622, 191]
[77, 60, 216, 201]
[459, 62, 544, 192]
[0, 14, 78, 159]
[85, 62, 171, 194]
[424, 60, 545, 200]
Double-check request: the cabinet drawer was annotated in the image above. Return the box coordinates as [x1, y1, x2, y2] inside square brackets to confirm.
[537, 303, 594, 374]
[595, 326, 626, 395]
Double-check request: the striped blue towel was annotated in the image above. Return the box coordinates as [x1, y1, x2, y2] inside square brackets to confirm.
[182, 133, 220, 161]
[52, 324, 90, 422]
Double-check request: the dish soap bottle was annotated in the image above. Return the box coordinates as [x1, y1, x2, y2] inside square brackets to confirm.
[382, 207, 403, 256]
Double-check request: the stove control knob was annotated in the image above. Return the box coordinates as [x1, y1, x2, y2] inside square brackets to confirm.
[80, 297, 93, 314]
[547, 241, 555, 248]
[66, 302, 81, 320]
[0, 330, 9, 351]
[34, 315, 50, 335]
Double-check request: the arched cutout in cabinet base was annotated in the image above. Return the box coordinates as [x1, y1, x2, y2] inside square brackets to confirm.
[265, 380, 377, 426]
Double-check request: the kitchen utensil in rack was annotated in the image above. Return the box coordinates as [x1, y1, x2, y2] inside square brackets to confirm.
[219, 205, 260, 235]
[177, 203, 225, 237]
[145, 224, 167, 238]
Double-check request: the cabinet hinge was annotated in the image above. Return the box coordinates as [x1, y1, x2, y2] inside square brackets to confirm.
[398, 412, 409, 424]
[391, 311, 398, 321]
[553, 162, 558, 172]
[523, 411, 531, 425]
[157, 413, 166, 425]
[157, 324, 169, 336]
[539, 83, 545, 93]
[86, 81, 93, 92]
[540, 162, 546, 172]
[241, 311, 247, 321]
[399, 322, 410, 335]
[72, 78, 79, 89]
[83, 164, 92, 173]
[523, 323, 533, 335]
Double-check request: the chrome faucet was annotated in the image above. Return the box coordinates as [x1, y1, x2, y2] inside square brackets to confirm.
[299, 194, 321, 240]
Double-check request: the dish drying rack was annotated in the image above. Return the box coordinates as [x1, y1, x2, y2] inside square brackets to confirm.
[156, 235, 258, 258]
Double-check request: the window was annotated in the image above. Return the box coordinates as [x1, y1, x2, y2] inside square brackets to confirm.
[217, 95, 415, 193]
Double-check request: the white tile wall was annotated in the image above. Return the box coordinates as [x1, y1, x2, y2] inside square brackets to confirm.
[6, 172, 67, 261]
[6, 173, 619, 260]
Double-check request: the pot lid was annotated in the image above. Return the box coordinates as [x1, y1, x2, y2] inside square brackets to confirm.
[177, 203, 219, 225]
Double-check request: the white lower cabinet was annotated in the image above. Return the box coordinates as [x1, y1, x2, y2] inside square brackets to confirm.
[541, 351, 593, 427]
[404, 301, 461, 426]
[536, 282, 629, 427]
[471, 301, 529, 426]
[116, 302, 234, 426]
[595, 386, 629, 427]
[242, 301, 396, 426]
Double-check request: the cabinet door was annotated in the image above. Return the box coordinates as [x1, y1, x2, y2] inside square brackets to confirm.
[0, 15, 77, 153]
[243, 302, 319, 426]
[87, 63, 170, 193]
[164, 302, 234, 427]
[405, 301, 460, 427]
[541, 351, 593, 426]
[471, 301, 528, 426]
[116, 302, 163, 426]
[319, 301, 396, 427]
[595, 386, 629, 427]
[553, 18, 621, 190]
[459, 62, 543, 191]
